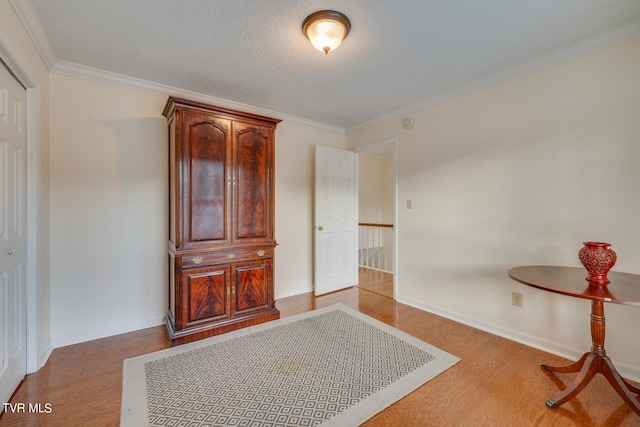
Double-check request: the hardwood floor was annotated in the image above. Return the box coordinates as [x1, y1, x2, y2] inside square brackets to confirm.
[358, 266, 394, 299]
[2, 287, 639, 426]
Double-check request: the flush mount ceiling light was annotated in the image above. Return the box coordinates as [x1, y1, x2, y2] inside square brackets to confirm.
[302, 10, 351, 54]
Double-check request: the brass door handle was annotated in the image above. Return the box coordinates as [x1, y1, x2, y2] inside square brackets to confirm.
[317, 226, 324, 231]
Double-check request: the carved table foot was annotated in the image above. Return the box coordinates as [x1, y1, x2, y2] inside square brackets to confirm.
[542, 352, 599, 407]
[542, 352, 590, 374]
[546, 399, 559, 409]
[601, 356, 640, 416]
[541, 352, 640, 416]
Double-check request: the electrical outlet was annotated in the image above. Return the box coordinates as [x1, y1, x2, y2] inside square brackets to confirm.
[512, 292, 523, 307]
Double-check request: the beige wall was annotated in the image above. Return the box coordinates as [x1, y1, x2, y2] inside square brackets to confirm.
[380, 155, 394, 224]
[358, 153, 384, 223]
[47, 74, 345, 343]
[49, 75, 168, 343]
[1, 0, 52, 369]
[274, 123, 345, 298]
[347, 36, 640, 379]
[358, 153, 394, 224]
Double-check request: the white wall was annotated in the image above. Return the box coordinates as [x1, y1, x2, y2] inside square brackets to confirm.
[47, 73, 346, 344]
[347, 36, 640, 379]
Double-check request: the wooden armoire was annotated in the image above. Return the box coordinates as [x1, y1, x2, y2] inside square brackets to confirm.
[163, 97, 281, 344]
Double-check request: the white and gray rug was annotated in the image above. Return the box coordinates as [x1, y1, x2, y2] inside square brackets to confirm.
[121, 303, 460, 427]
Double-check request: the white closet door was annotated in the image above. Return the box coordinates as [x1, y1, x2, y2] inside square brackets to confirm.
[0, 60, 27, 409]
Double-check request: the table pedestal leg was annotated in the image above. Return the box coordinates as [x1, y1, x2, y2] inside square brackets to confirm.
[601, 356, 640, 414]
[540, 300, 640, 416]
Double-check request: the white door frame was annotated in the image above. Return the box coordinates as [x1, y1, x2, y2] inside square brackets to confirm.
[354, 137, 398, 299]
[0, 41, 44, 373]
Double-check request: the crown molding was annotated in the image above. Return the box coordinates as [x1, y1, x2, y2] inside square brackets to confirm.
[14, 0, 639, 136]
[346, 19, 640, 134]
[10, 0, 58, 70]
[12, 1, 344, 134]
[51, 60, 344, 134]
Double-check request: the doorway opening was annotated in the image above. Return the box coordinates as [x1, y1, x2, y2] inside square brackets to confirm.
[355, 138, 397, 299]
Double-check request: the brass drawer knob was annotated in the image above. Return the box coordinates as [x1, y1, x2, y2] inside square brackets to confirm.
[257, 250, 265, 256]
[228, 253, 235, 259]
[192, 256, 203, 264]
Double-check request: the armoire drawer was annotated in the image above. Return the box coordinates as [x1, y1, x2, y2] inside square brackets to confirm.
[179, 247, 273, 269]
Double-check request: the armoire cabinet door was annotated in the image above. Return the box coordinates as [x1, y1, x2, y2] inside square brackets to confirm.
[183, 110, 231, 248]
[233, 259, 272, 316]
[232, 122, 274, 244]
[180, 265, 231, 328]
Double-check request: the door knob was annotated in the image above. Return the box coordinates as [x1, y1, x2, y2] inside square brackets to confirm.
[7, 249, 14, 255]
[317, 226, 324, 231]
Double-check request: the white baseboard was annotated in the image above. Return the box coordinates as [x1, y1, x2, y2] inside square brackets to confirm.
[48, 287, 318, 350]
[45, 294, 640, 383]
[27, 339, 54, 374]
[51, 316, 166, 349]
[396, 295, 640, 383]
[275, 286, 314, 300]
[50, 287, 316, 349]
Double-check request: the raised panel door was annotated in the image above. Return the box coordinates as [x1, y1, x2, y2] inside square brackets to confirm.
[181, 265, 231, 328]
[232, 122, 273, 244]
[314, 145, 357, 296]
[0, 64, 27, 406]
[233, 260, 272, 315]
[183, 111, 231, 247]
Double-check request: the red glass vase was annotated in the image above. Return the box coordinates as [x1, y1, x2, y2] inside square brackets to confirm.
[578, 242, 616, 285]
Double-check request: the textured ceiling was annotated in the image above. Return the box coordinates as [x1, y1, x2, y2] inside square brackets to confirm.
[28, 0, 640, 129]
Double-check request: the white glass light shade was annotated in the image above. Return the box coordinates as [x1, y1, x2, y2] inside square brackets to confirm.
[306, 19, 346, 53]
[302, 11, 351, 54]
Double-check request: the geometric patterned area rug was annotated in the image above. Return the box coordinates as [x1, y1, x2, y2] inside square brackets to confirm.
[121, 303, 460, 426]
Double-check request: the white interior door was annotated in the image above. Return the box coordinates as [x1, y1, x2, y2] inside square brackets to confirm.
[0, 61, 27, 408]
[314, 145, 357, 295]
